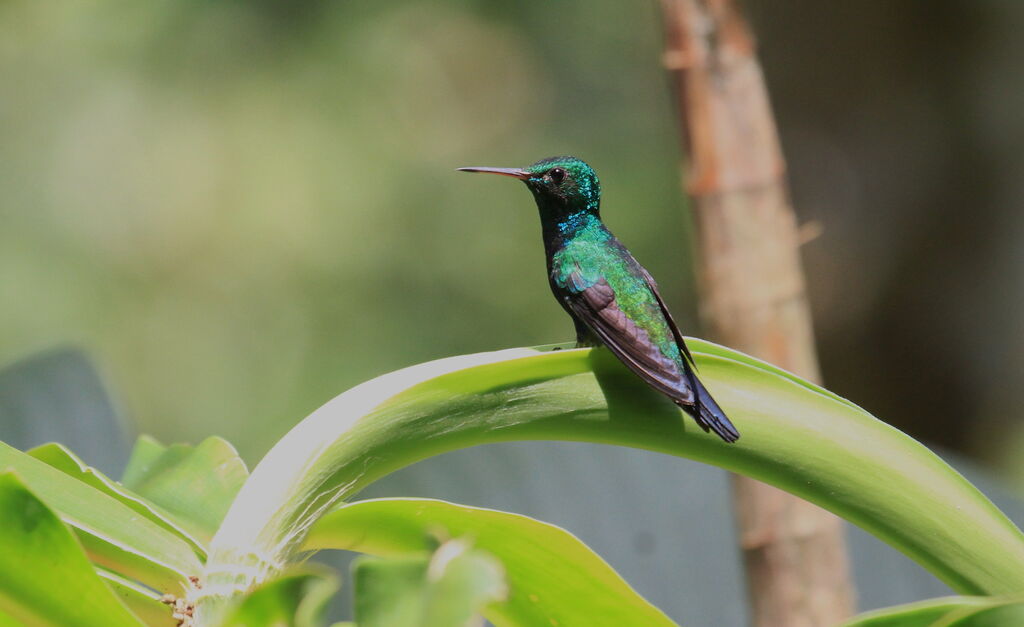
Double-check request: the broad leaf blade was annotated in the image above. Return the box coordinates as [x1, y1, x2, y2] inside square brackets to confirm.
[29, 443, 207, 555]
[121, 436, 248, 543]
[687, 338, 867, 415]
[352, 540, 505, 627]
[0, 472, 142, 626]
[840, 597, 998, 627]
[308, 498, 675, 627]
[943, 603, 1024, 626]
[0, 440, 201, 591]
[203, 343, 1024, 616]
[121, 435, 172, 488]
[844, 597, 1024, 627]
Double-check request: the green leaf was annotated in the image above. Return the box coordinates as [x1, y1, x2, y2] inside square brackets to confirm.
[29, 442, 207, 555]
[121, 435, 173, 488]
[840, 597, 998, 627]
[0, 440, 201, 592]
[97, 569, 177, 627]
[307, 498, 676, 627]
[842, 597, 1024, 627]
[0, 471, 143, 626]
[200, 342, 1024, 615]
[120, 436, 248, 544]
[217, 567, 339, 627]
[943, 603, 1024, 626]
[352, 539, 505, 627]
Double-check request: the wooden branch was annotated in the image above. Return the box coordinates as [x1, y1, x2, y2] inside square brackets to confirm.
[658, 0, 856, 624]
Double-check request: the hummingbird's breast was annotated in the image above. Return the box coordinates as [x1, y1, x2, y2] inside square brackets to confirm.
[550, 231, 684, 369]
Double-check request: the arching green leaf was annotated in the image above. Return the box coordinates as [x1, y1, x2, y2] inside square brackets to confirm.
[307, 498, 676, 627]
[842, 597, 1024, 627]
[200, 342, 1024, 617]
[29, 442, 207, 555]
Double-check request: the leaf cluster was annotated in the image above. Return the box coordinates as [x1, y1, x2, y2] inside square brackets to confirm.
[0, 342, 1022, 625]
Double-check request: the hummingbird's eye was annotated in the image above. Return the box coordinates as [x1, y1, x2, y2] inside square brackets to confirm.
[548, 167, 566, 184]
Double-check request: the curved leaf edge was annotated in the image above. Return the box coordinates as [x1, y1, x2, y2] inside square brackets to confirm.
[306, 497, 679, 627]
[28, 442, 208, 556]
[199, 341, 1024, 617]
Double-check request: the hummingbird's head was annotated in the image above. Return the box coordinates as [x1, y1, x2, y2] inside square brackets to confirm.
[458, 156, 601, 218]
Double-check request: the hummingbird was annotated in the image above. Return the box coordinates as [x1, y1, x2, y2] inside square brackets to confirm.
[458, 156, 739, 442]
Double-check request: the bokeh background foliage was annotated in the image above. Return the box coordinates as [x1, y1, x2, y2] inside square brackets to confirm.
[1, 0, 688, 458]
[6, 0, 1024, 465]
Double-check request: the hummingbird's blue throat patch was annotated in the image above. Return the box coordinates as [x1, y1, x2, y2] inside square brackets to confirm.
[557, 212, 608, 239]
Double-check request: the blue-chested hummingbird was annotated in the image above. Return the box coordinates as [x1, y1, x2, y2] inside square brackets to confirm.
[458, 156, 739, 442]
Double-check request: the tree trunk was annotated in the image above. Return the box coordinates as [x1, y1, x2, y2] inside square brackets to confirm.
[658, 1, 856, 625]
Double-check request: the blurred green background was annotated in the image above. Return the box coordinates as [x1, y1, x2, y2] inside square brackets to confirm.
[4, 0, 1024, 471]
[4, 1, 1022, 470]
[1, 0, 692, 459]
[4, 1, 1024, 623]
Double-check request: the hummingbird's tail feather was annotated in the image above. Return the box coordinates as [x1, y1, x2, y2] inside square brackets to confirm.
[679, 376, 740, 443]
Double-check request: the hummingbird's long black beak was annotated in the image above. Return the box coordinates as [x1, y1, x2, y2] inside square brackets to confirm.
[456, 166, 530, 180]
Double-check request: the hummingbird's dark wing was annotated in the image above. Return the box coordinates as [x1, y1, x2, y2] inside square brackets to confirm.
[636, 266, 695, 366]
[556, 263, 740, 443]
[558, 270, 695, 406]
[636, 266, 740, 443]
